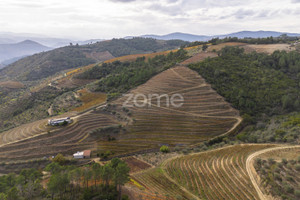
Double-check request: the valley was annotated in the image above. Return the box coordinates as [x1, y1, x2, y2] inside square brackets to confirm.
[0, 37, 299, 200]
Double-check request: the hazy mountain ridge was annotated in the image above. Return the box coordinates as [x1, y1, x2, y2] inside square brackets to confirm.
[131, 31, 300, 42]
[0, 32, 104, 47]
[0, 40, 51, 64]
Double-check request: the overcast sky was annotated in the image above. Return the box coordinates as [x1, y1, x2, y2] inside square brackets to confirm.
[0, 0, 300, 39]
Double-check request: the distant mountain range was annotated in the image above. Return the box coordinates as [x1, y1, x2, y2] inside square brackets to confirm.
[0, 40, 51, 67]
[126, 31, 300, 42]
[1, 30, 299, 69]
[0, 32, 103, 48]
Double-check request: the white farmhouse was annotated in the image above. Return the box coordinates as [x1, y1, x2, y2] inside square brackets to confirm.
[48, 117, 71, 126]
[73, 150, 91, 159]
[73, 151, 84, 159]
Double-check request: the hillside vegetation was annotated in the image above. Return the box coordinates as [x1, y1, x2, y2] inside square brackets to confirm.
[189, 47, 300, 119]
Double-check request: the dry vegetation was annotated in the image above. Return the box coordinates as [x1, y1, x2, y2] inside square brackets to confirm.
[207, 42, 247, 52]
[122, 157, 152, 174]
[72, 88, 107, 112]
[104, 50, 176, 63]
[180, 52, 217, 65]
[0, 81, 25, 89]
[84, 51, 115, 62]
[244, 43, 295, 54]
[207, 42, 295, 54]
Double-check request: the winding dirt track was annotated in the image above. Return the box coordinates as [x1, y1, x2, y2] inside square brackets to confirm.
[246, 145, 300, 200]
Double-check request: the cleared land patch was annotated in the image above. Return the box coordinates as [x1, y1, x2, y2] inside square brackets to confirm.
[207, 42, 295, 54]
[73, 88, 107, 112]
[104, 50, 176, 63]
[0, 81, 25, 89]
[180, 52, 217, 65]
[244, 43, 295, 54]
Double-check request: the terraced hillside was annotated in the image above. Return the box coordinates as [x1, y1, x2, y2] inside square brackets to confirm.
[131, 167, 196, 200]
[98, 66, 241, 156]
[131, 144, 278, 200]
[0, 63, 241, 164]
[0, 112, 77, 146]
[0, 110, 119, 162]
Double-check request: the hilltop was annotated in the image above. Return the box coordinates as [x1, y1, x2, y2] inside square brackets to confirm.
[0, 40, 51, 65]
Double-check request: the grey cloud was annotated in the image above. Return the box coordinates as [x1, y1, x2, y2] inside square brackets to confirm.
[147, 3, 184, 16]
[291, 0, 300, 3]
[233, 9, 256, 19]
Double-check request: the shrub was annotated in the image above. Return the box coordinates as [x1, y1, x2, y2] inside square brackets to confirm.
[53, 153, 66, 165]
[160, 145, 170, 153]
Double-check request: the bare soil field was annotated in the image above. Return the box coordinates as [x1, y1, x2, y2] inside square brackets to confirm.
[180, 52, 217, 65]
[207, 42, 295, 54]
[0, 81, 25, 89]
[207, 42, 247, 51]
[122, 157, 152, 174]
[84, 51, 115, 62]
[243, 44, 295, 54]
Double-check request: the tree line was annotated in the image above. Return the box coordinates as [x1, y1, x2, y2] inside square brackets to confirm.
[185, 35, 299, 48]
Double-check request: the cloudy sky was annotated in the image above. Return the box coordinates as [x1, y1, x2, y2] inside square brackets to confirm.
[0, 0, 300, 39]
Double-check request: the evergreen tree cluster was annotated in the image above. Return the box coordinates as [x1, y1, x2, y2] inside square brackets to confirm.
[189, 47, 300, 119]
[0, 157, 130, 200]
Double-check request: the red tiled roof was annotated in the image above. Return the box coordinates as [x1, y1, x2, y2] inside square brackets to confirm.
[83, 150, 91, 157]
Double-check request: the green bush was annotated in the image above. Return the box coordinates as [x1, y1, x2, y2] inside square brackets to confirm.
[160, 145, 170, 153]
